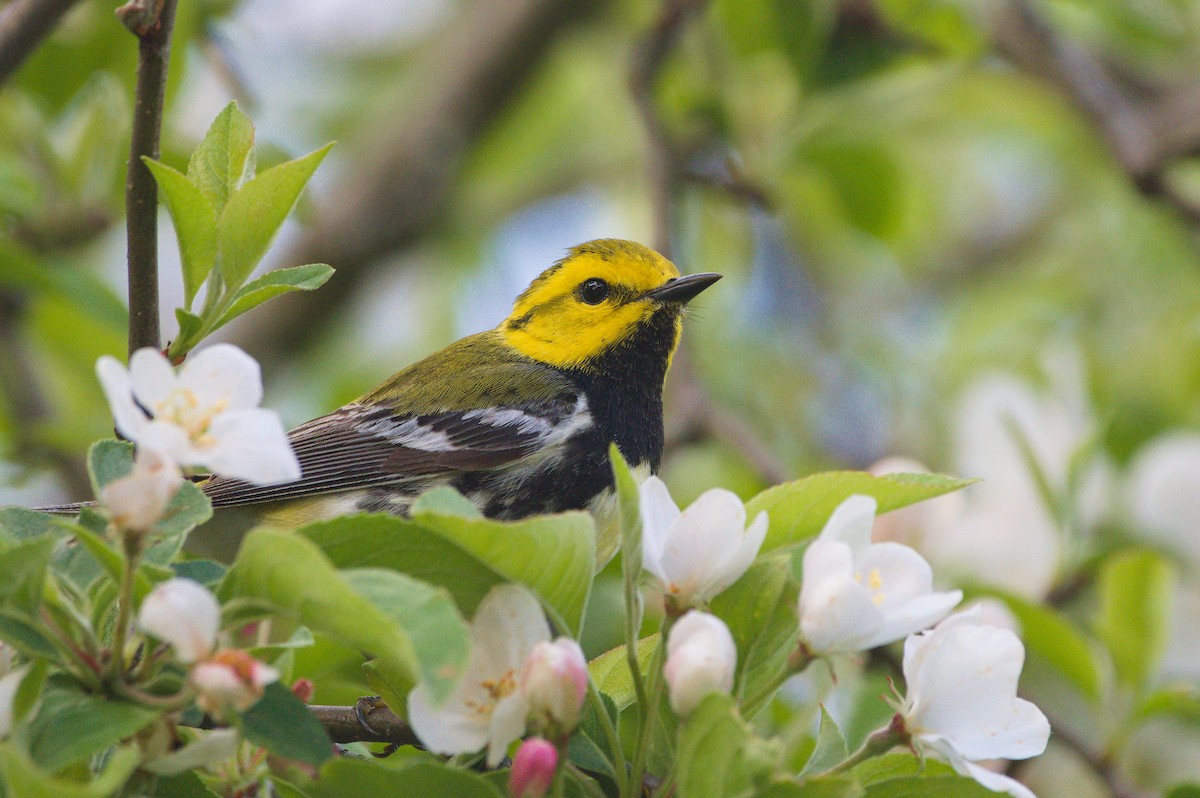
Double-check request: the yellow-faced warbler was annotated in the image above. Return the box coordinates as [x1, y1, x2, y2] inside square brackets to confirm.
[202, 239, 720, 561]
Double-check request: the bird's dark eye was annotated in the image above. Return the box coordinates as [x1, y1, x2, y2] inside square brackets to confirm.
[578, 278, 610, 305]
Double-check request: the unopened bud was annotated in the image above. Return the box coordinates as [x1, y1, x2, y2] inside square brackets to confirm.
[509, 737, 557, 798]
[137, 578, 219, 663]
[520, 638, 587, 735]
[191, 649, 279, 717]
[664, 611, 736, 717]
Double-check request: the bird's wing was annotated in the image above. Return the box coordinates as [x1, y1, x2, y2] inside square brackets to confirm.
[201, 392, 587, 508]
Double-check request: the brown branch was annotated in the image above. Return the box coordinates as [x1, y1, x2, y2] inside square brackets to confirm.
[309, 702, 419, 747]
[0, 0, 83, 86]
[122, 0, 178, 356]
[233, 0, 610, 360]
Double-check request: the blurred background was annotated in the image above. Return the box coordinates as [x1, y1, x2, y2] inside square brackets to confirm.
[3, 0, 1200, 795]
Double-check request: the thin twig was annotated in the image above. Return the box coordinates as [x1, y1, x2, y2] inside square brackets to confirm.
[0, 0, 83, 86]
[123, 0, 178, 356]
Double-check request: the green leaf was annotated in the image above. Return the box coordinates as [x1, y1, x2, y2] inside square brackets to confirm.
[308, 759, 505, 798]
[171, 308, 205, 358]
[1166, 785, 1200, 798]
[0, 610, 59, 660]
[187, 102, 256, 214]
[26, 678, 159, 772]
[676, 693, 776, 798]
[0, 536, 54, 613]
[862, 776, 1000, 797]
[216, 143, 333, 289]
[0, 744, 139, 798]
[87, 439, 134, 495]
[218, 529, 426, 700]
[239, 681, 332, 765]
[980, 590, 1104, 702]
[588, 634, 659, 710]
[801, 706, 848, 776]
[214, 264, 334, 329]
[143, 159, 218, 307]
[144, 771, 220, 798]
[303, 500, 596, 634]
[341, 568, 469, 702]
[1095, 549, 1176, 690]
[0, 508, 55, 542]
[51, 519, 153, 602]
[151, 479, 213, 541]
[710, 553, 799, 707]
[747, 471, 976, 552]
[171, 559, 226, 587]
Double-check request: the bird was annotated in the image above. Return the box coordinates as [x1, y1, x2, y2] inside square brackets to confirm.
[198, 239, 720, 564]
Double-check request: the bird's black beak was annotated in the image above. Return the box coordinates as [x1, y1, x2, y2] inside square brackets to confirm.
[643, 272, 723, 304]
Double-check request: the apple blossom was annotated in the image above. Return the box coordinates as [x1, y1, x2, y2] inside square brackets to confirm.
[640, 476, 768, 607]
[901, 608, 1050, 798]
[191, 649, 280, 716]
[138, 577, 221, 663]
[664, 610, 737, 717]
[798, 495, 961, 654]
[101, 447, 183, 533]
[408, 584, 551, 766]
[509, 737, 558, 798]
[96, 344, 299, 485]
[520, 638, 587, 736]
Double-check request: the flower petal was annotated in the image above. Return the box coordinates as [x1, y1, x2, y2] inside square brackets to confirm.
[639, 476, 680, 582]
[488, 692, 529, 767]
[798, 573, 885, 654]
[948, 697, 1050, 762]
[203, 409, 300, 484]
[137, 578, 220, 663]
[127, 347, 179, 410]
[96, 356, 150, 441]
[656, 487, 747, 602]
[704, 509, 768, 598]
[818, 495, 877, 556]
[855, 542, 935, 605]
[858, 589, 962, 650]
[407, 681, 490, 757]
[0, 665, 29, 738]
[179, 344, 264, 410]
[472, 585, 552, 674]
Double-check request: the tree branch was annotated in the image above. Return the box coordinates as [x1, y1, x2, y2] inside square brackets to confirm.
[234, 0, 610, 359]
[122, 0, 178, 356]
[309, 703, 419, 746]
[0, 0, 83, 86]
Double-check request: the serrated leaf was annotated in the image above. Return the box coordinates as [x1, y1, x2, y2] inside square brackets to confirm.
[747, 471, 976, 552]
[341, 568, 469, 702]
[239, 681, 332, 765]
[25, 678, 159, 771]
[309, 759, 505, 798]
[0, 610, 59, 660]
[0, 536, 54, 614]
[216, 143, 333, 289]
[801, 706, 849, 776]
[1095, 549, 1176, 690]
[588, 634, 659, 710]
[87, 439, 134, 496]
[302, 498, 595, 634]
[151, 479, 213, 541]
[711, 553, 799, 708]
[218, 529, 427, 700]
[143, 159, 217, 306]
[0, 744, 139, 798]
[187, 102, 256, 214]
[676, 693, 774, 798]
[213, 263, 334, 329]
[0, 507, 55, 542]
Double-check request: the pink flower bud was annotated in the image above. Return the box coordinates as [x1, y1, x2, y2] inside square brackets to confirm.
[509, 737, 558, 798]
[191, 649, 279, 717]
[520, 638, 587, 735]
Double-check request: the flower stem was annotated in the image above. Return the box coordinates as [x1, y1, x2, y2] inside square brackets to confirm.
[741, 644, 815, 717]
[628, 615, 672, 798]
[107, 533, 144, 683]
[819, 713, 909, 778]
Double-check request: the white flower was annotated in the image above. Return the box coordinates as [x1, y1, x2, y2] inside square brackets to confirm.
[190, 650, 279, 716]
[663, 611, 737, 717]
[96, 345, 299, 485]
[640, 476, 768, 606]
[521, 638, 587, 735]
[101, 448, 183, 532]
[408, 584, 551, 766]
[798, 495, 961, 654]
[1126, 431, 1200, 565]
[902, 608, 1050, 798]
[137, 578, 220, 663]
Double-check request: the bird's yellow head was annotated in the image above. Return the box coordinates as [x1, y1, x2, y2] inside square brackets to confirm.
[499, 239, 720, 371]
